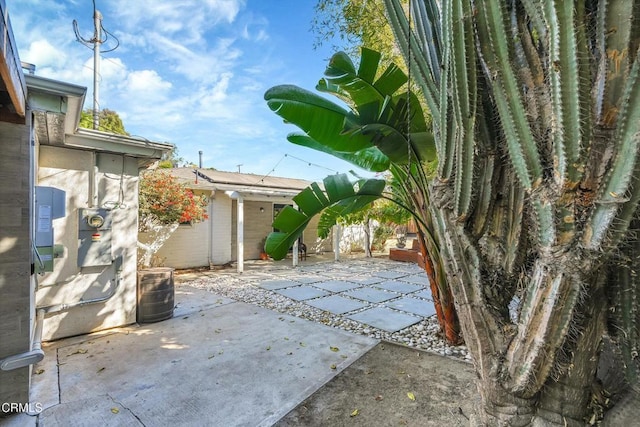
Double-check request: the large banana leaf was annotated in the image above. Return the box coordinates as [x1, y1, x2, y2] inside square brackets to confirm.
[287, 134, 390, 172]
[265, 174, 386, 260]
[318, 48, 434, 164]
[264, 85, 373, 153]
[320, 48, 408, 115]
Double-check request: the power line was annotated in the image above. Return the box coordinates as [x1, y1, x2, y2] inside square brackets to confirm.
[285, 154, 338, 173]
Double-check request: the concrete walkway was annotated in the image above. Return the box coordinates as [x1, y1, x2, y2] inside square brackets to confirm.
[3, 255, 435, 426]
[5, 285, 377, 426]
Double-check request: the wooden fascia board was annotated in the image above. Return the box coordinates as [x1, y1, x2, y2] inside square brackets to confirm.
[0, 0, 26, 117]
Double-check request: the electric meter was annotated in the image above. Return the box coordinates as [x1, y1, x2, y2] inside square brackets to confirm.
[87, 213, 105, 228]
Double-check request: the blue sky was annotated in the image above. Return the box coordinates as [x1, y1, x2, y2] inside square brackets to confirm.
[9, 0, 373, 182]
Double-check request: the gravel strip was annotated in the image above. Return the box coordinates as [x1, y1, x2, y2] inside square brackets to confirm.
[177, 259, 471, 362]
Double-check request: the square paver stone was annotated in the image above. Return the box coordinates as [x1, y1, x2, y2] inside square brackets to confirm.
[394, 264, 423, 273]
[349, 276, 384, 286]
[274, 286, 329, 301]
[313, 280, 361, 293]
[374, 280, 424, 294]
[305, 295, 367, 315]
[372, 270, 409, 279]
[343, 287, 400, 303]
[400, 274, 431, 286]
[258, 280, 300, 291]
[289, 275, 325, 284]
[348, 307, 421, 332]
[413, 289, 433, 301]
[385, 296, 436, 317]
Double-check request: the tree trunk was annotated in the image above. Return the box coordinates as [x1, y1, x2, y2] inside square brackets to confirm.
[436, 209, 608, 425]
[364, 218, 372, 257]
[416, 229, 461, 344]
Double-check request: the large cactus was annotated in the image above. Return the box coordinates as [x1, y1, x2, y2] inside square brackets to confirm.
[385, 0, 640, 424]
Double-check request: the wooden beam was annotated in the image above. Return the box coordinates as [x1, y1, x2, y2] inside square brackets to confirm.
[0, 0, 26, 118]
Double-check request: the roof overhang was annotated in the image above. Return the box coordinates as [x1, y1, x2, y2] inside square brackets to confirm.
[223, 185, 299, 203]
[26, 74, 172, 165]
[0, 0, 26, 119]
[66, 129, 173, 166]
[26, 74, 86, 144]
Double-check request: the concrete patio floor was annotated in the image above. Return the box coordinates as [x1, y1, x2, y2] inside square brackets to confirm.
[3, 254, 441, 426]
[5, 284, 377, 426]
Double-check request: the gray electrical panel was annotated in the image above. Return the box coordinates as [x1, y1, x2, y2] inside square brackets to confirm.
[78, 208, 113, 267]
[35, 186, 66, 272]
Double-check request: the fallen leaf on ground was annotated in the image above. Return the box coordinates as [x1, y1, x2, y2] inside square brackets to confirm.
[111, 407, 119, 414]
[35, 369, 45, 375]
[299, 342, 306, 347]
[329, 346, 339, 352]
[97, 367, 105, 373]
[407, 392, 416, 401]
[68, 348, 88, 356]
[375, 395, 383, 401]
[350, 409, 359, 417]
[330, 364, 337, 370]
[266, 346, 271, 351]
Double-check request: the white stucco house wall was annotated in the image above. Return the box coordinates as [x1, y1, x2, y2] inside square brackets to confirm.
[28, 75, 173, 342]
[0, 8, 173, 407]
[142, 168, 333, 271]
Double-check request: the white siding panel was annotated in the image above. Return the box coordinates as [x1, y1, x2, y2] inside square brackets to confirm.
[211, 193, 232, 264]
[153, 221, 210, 268]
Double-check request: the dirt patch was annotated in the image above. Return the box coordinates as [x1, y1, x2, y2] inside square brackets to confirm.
[276, 341, 478, 426]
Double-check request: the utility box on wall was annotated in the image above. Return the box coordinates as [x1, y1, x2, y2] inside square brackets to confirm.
[35, 186, 66, 273]
[78, 208, 113, 267]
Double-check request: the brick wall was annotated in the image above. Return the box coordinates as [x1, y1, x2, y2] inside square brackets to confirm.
[0, 119, 32, 407]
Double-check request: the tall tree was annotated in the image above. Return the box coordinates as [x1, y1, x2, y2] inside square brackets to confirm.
[313, 0, 401, 63]
[382, 0, 640, 424]
[79, 108, 129, 135]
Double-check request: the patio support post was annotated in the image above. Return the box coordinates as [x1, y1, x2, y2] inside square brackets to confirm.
[237, 195, 244, 273]
[292, 202, 299, 267]
[333, 224, 340, 261]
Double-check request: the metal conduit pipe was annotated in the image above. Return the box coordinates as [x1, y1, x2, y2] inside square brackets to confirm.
[0, 309, 45, 371]
[38, 255, 123, 314]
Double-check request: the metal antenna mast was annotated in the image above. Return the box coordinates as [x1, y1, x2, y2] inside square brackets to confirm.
[73, 0, 119, 130]
[91, 9, 102, 130]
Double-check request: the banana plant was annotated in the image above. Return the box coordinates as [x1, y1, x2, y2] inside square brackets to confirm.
[384, 0, 640, 424]
[264, 47, 461, 344]
[265, 174, 386, 260]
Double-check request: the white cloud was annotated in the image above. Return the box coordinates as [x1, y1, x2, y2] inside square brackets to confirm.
[199, 72, 232, 104]
[21, 39, 68, 68]
[109, 0, 245, 44]
[152, 34, 241, 83]
[124, 69, 172, 95]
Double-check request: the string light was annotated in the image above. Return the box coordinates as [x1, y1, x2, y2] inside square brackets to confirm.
[253, 153, 339, 184]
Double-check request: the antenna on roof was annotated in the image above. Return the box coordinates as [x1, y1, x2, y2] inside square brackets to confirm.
[73, 0, 120, 130]
[237, 164, 243, 173]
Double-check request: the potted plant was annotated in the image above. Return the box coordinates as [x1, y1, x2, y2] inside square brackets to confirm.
[258, 236, 269, 260]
